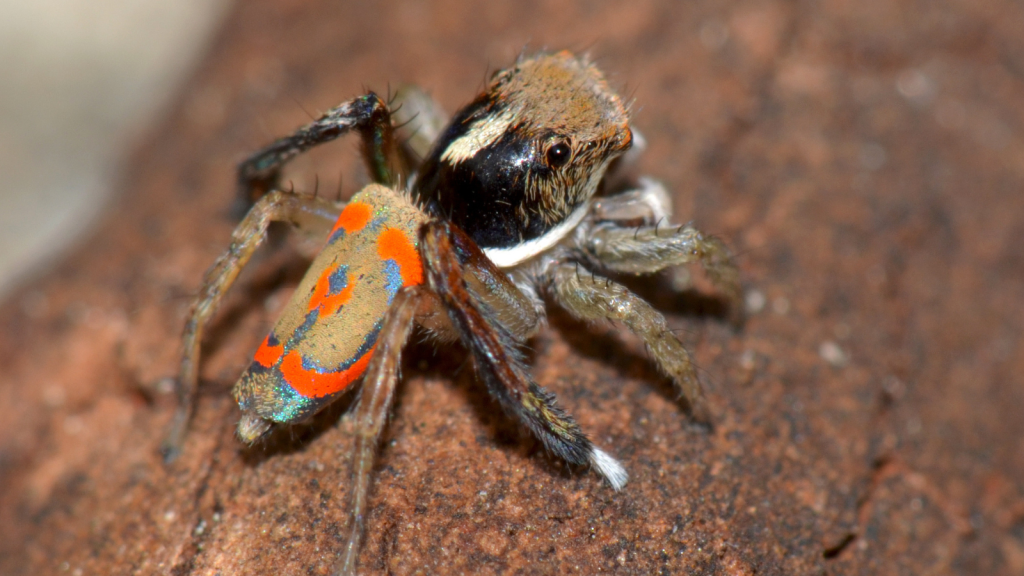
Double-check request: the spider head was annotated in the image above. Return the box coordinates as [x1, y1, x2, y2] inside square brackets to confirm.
[413, 51, 631, 266]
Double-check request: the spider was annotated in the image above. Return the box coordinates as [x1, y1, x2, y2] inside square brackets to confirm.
[162, 51, 741, 575]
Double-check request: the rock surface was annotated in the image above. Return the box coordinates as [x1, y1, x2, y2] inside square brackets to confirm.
[1, 1, 1022, 574]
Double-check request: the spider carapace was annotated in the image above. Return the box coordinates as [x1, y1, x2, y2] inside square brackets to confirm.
[163, 51, 741, 575]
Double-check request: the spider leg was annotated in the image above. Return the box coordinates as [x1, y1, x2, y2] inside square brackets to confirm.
[447, 226, 543, 342]
[408, 231, 543, 345]
[420, 221, 627, 489]
[391, 84, 449, 175]
[582, 219, 743, 325]
[546, 262, 712, 424]
[236, 93, 400, 207]
[337, 285, 424, 576]
[592, 177, 673, 225]
[161, 190, 342, 461]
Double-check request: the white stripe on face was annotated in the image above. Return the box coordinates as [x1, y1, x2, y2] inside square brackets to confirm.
[440, 108, 517, 164]
[482, 203, 589, 268]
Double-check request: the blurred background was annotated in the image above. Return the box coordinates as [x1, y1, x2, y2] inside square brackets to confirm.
[0, 0, 229, 298]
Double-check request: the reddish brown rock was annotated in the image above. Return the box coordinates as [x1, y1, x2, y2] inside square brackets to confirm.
[1, 1, 1022, 574]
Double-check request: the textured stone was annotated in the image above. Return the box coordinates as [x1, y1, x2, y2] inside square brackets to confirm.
[1, 1, 1022, 574]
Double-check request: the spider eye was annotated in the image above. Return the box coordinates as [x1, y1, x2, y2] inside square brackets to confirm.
[546, 141, 572, 168]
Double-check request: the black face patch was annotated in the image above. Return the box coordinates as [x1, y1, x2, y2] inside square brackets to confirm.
[414, 112, 576, 250]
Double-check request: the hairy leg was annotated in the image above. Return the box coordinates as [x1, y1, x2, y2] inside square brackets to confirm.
[592, 177, 673, 225]
[236, 93, 399, 206]
[162, 191, 341, 460]
[336, 286, 424, 576]
[410, 228, 543, 345]
[420, 221, 627, 489]
[581, 220, 742, 324]
[546, 262, 712, 423]
[446, 224, 543, 341]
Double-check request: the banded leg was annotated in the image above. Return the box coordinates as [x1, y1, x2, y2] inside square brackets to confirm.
[420, 221, 627, 489]
[236, 93, 400, 206]
[546, 262, 712, 424]
[582, 221, 743, 324]
[161, 191, 342, 461]
[337, 286, 424, 576]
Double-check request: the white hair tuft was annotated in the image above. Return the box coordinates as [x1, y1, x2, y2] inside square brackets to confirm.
[590, 447, 628, 490]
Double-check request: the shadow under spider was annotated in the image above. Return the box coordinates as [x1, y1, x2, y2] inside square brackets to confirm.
[546, 271, 735, 428]
[618, 270, 735, 322]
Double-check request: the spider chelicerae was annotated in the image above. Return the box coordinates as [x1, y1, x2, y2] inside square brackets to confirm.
[162, 50, 741, 575]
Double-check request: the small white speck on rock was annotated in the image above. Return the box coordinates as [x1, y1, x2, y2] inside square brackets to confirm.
[819, 341, 848, 367]
[896, 69, 934, 105]
[771, 296, 790, 315]
[739, 349, 757, 371]
[745, 289, 766, 314]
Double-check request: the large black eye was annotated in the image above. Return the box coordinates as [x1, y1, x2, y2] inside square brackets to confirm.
[546, 141, 571, 168]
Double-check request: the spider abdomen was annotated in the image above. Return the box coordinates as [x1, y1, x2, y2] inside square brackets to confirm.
[233, 185, 428, 430]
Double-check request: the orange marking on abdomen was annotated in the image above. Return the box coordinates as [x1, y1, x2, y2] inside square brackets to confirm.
[307, 262, 355, 315]
[318, 283, 354, 316]
[253, 334, 284, 368]
[330, 201, 373, 236]
[377, 228, 423, 286]
[280, 347, 376, 398]
[308, 263, 335, 312]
